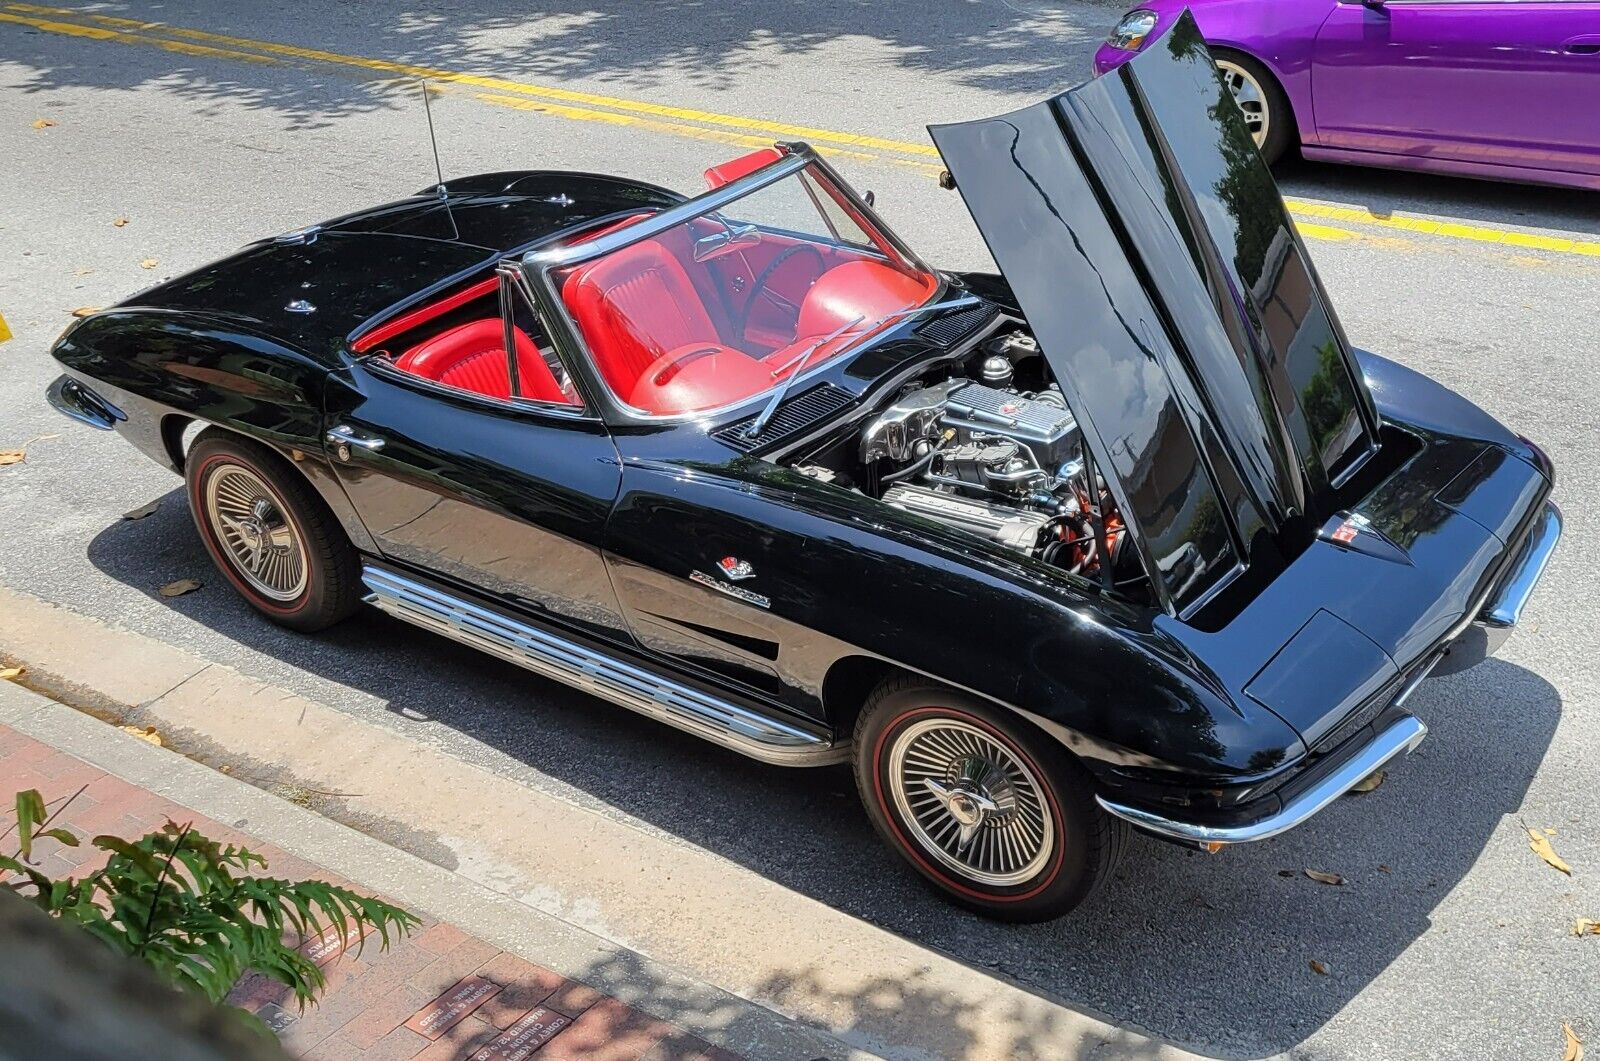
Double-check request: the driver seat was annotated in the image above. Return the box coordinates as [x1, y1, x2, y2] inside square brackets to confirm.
[561, 238, 722, 397]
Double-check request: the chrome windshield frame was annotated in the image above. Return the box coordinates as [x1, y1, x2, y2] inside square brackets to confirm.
[515, 143, 943, 426]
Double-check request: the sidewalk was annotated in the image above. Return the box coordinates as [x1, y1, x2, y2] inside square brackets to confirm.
[0, 680, 860, 1061]
[0, 587, 1205, 1061]
[2, 719, 748, 1061]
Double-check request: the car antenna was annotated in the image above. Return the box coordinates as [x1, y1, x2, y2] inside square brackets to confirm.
[417, 78, 459, 240]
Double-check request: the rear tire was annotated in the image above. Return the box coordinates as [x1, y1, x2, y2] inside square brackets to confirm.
[185, 430, 361, 632]
[1213, 49, 1295, 166]
[853, 676, 1126, 922]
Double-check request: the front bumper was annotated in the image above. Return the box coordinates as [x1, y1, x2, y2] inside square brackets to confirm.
[1097, 498, 1561, 847]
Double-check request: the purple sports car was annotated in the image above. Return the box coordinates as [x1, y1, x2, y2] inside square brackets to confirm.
[1094, 0, 1600, 191]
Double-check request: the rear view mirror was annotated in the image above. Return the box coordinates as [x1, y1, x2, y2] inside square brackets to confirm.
[692, 220, 762, 262]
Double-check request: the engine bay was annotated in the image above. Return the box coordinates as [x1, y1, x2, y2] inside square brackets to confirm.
[790, 325, 1137, 591]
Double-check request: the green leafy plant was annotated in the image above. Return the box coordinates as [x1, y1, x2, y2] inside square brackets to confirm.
[3, 788, 417, 1014]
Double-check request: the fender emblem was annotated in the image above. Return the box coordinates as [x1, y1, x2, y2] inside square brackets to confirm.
[690, 571, 770, 609]
[717, 556, 756, 581]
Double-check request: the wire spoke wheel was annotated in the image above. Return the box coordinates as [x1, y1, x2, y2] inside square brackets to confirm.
[886, 717, 1056, 887]
[1216, 59, 1269, 147]
[202, 463, 308, 602]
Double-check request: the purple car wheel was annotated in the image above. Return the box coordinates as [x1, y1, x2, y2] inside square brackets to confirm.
[1212, 49, 1293, 165]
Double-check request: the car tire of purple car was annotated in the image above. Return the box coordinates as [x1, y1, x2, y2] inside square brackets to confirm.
[854, 674, 1130, 921]
[1211, 47, 1295, 165]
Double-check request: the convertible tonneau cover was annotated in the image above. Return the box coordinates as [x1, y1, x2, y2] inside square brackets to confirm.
[930, 12, 1381, 618]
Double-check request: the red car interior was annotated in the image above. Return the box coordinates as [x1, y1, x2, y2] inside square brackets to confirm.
[366, 157, 938, 415]
[393, 319, 567, 404]
[353, 276, 500, 354]
[702, 146, 785, 189]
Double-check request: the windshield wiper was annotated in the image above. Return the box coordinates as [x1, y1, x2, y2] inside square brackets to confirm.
[744, 295, 982, 439]
[746, 315, 863, 438]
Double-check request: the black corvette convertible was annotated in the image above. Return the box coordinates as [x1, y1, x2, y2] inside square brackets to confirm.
[48, 17, 1559, 920]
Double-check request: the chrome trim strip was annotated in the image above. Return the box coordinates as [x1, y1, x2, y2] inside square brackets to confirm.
[360, 565, 848, 767]
[522, 150, 814, 269]
[46, 376, 123, 431]
[1480, 500, 1561, 629]
[1095, 715, 1428, 845]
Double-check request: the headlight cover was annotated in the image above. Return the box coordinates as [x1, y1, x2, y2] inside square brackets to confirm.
[1107, 10, 1159, 51]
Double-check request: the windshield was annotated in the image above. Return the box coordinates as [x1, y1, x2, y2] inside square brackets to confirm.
[553, 159, 938, 416]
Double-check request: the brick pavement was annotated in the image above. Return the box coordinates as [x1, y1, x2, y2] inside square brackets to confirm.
[1, 722, 744, 1061]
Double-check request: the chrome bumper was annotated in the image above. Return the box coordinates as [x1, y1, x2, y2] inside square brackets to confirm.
[1436, 498, 1562, 675]
[1096, 715, 1429, 846]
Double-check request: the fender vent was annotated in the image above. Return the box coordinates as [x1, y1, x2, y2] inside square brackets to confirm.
[917, 303, 999, 347]
[714, 384, 854, 452]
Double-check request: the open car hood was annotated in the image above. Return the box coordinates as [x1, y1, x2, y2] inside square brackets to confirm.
[929, 11, 1380, 618]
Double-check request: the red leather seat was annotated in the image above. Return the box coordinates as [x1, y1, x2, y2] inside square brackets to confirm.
[560, 239, 723, 405]
[394, 319, 568, 403]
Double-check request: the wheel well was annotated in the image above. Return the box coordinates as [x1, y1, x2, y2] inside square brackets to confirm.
[160, 414, 201, 471]
[822, 656, 910, 733]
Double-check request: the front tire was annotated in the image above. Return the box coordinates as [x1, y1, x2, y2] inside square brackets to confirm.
[1213, 49, 1294, 166]
[853, 676, 1126, 922]
[185, 431, 361, 632]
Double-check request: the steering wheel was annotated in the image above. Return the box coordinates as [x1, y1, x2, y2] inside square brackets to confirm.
[735, 244, 828, 344]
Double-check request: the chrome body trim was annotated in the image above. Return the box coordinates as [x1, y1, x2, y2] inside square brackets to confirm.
[360, 565, 848, 767]
[1095, 715, 1428, 845]
[46, 375, 124, 431]
[1480, 500, 1561, 629]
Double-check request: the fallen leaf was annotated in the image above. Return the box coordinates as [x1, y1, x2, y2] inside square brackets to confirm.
[122, 500, 161, 521]
[0, 666, 23, 681]
[1309, 959, 1329, 975]
[1574, 919, 1600, 937]
[158, 578, 202, 598]
[112, 217, 129, 227]
[32, 117, 56, 129]
[69, 306, 99, 317]
[1277, 869, 1295, 878]
[139, 258, 159, 269]
[0, 450, 24, 467]
[1565, 1023, 1584, 1061]
[1546, 828, 1558, 836]
[1529, 828, 1572, 875]
[120, 724, 163, 748]
[74, 267, 93, 276]
[1349, 769, 1385, 793]
[1378, 864, 1393, 873]
[1305, 869, 1344, 886]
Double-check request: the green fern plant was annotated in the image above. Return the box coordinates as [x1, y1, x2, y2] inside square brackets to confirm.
[3, 788, 418, 1014]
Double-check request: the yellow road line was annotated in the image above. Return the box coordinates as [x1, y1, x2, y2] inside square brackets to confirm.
[472, 92, 945, 176]
[1285, 199, 1600, 258]
[7, 1, 1596, 260]
[9, 2, 943, 158]
[0, 8, 286, 66]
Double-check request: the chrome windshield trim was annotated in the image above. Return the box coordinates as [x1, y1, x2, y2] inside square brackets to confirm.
[521, 150, 815, 270]
[1480, 499, 1561, 629]
[1095, 714, 1428, 845]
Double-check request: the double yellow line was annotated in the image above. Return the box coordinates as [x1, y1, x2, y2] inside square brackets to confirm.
[7, 1, 1599, 259]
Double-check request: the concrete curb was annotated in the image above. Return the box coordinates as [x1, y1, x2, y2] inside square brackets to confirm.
[0, 585, 1208, 1061]
[0, 677, 866, 1061]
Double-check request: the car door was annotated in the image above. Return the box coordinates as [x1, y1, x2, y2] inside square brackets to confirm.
[1312, 0, 1600, 175]
[323, 271, 634, 647]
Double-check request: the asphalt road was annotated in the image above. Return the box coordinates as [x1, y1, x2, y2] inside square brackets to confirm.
[3, 3, 1599, 1059]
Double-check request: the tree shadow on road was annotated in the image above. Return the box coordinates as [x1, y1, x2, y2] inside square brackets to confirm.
[1, 0, 1111, 129]
[86, 494, 1563, 1059]
[6, 0, 1596, 236]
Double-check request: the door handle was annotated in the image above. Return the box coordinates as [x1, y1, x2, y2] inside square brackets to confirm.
[1564, 35, 1600, 54]
[326, 424, 385, 461]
